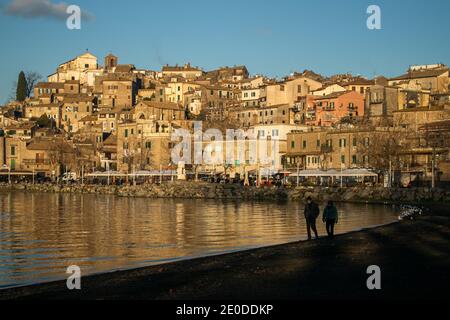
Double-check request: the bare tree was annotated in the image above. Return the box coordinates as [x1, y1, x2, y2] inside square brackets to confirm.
[25, 72, 42, 98]
[48, 138, 76, 177]
[7, 81, 17, 103]
[356, 129, 410, 172]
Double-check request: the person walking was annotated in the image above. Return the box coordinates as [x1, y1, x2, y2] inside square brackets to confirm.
[323, 201, 339, 238]
[304, 196, 320, 240]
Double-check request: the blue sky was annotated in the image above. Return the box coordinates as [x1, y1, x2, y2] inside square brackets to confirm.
[0, 0, 449, 103]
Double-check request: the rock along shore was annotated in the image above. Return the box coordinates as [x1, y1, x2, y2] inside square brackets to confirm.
[0, 182, 449, 204]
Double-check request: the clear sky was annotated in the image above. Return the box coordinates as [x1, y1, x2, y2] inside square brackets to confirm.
[0, 0, 449, 103]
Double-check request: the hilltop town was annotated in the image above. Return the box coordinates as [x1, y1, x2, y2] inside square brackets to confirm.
[1, 52, 449, 187]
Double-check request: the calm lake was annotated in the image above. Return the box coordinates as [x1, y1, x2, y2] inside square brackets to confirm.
[0, 191, 399, 289]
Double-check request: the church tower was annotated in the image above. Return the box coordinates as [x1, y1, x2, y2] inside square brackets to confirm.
[104, 53, 118, 70]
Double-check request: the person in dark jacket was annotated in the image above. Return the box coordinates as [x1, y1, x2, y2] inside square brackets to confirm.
[323, 201, 339, 238]
[304, 196, 320, 240]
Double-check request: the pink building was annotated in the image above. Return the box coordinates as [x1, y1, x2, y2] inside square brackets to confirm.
[306, 91, 365, 127]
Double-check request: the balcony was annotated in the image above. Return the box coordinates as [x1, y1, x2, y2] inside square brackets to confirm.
[23, 159, 51, 165]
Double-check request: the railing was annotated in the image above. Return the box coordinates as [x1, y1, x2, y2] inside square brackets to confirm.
[22, 159, 51, 165]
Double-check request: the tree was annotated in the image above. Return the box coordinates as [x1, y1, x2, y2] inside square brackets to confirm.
[25, 72, 42, 98]
[48, 138, 76, 177]
[356, 129, 410, 173]
[16, 71, 27, 102]
[36, 114, 55, 128]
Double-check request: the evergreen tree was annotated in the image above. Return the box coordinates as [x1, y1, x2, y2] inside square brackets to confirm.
[16, 71, 27, 102]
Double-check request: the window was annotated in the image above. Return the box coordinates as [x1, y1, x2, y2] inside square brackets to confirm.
[124, 129, 128, 138]
[291, 141, 295, 149]
[352, 155, 357, 164]
[145, 142, 152, 149]
[303, 140, 307, 149]
[353, 137, 357, 147]
[341, 155, 345, 164]
[85, 64, 89, 68]
[317, 139, 320, 148]
[280, 85, 285, 91]
[10, 146, 16, 156]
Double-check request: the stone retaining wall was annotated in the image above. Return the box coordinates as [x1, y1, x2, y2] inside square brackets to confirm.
[1, 182, 449, 204]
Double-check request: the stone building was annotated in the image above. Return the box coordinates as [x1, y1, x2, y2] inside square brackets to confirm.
[389, 65, 449, 94]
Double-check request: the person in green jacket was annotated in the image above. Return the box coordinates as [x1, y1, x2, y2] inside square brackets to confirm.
[323, 201, 339, 238]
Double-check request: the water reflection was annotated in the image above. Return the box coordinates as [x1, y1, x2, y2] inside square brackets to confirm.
[0, 192, 399, 288]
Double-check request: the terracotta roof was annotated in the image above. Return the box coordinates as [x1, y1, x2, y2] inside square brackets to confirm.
[313, 91, 358, 100]
[64, 80, 80, 84]
[35, 82, 64, 89]
[26, 103, 61, 108]
[390, 68, 449, 81]
[343, 78, 375, 86]
[139, 101, 183, 110]
[114, 64, 135, 73]
[26, 137, 73, 152]
[103, 134, 117, 146]
[162, 64, 202, 72]
[5, 122, 36, 130]
[80, 115, 98, 122]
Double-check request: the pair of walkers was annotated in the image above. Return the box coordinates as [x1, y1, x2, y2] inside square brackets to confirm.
[303, 197, 339, 240]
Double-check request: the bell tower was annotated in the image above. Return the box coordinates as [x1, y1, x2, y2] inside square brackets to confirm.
[104, 53, 118, 70]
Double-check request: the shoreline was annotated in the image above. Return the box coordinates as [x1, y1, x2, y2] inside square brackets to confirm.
[1, 203, 449, 300]
[0, 220, 401, 292]
[1, 182, 449, 205]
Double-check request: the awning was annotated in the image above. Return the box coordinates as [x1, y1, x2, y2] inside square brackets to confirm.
[290, 168, 378, 178]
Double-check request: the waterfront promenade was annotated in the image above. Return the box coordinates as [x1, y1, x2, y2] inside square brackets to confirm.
[1, 203, 448, 300]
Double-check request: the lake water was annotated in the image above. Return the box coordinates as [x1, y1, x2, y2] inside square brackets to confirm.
[0, 191, 400, 289]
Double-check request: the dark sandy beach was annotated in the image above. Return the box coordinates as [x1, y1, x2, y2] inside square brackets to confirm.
[1, 204, 449, 300]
